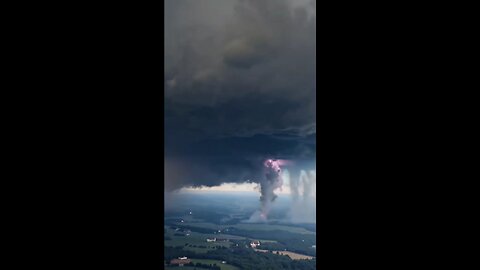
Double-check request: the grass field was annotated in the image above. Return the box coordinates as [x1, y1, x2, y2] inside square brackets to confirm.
[165, 227, 233, 253]
[212, 234, 246, 240]
[173, 221, 315, 234]
[254, 249, 315, 260]
[257, 239, 278, 243]
[165, 222, 315, 260]
[277, 251, 315, 260]
[190, 259, 240, 270]
[183, 245, 224, 253]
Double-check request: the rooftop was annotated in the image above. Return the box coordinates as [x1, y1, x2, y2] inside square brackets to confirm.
[170, 259, 191, 265]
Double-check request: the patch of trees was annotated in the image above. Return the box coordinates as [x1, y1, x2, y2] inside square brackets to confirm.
[201, 248, 316, 270]
[172, 225, 317, 257]
[294, 223, 316, 233]
[268, 222, 316, 233]
[260, 242, 286, 250]
[164, 244, 316, 270]
[213, 229, 316, 256]
[260, 240, 316, 257]
[176, 225, 217, 234]
[164, 246, 196, 261]
[164, 262, 221, 270]
[193, 262, 221, 270]
[187, 211, 226, 224]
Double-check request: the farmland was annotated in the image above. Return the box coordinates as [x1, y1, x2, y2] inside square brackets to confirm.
[190, 259, 240, 270]
[164, 193, 316, 269]
[170, 221, 314, 235]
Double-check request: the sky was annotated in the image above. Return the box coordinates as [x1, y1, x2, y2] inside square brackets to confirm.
[164, 0, 316, 192]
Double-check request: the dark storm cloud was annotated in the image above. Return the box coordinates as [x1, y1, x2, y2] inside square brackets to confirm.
[164, 0, 316, 190]
[165, 134, 315, 191]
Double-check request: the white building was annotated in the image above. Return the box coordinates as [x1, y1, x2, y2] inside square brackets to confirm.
[206, 238, 216, 242]
[250, 240, 261, 248]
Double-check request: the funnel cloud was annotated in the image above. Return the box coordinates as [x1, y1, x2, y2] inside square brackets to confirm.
[249, 159, 285, 222]
[287, 169, 316, 223]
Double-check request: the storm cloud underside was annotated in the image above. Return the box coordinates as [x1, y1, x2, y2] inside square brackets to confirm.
[165, 0, 316, 191]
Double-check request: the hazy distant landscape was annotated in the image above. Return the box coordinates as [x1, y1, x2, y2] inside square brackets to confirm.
[164, 193, 316, 270]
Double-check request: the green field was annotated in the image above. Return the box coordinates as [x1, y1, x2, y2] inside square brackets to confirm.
[165, 221, 316, 260]
[183, 245, 224, 253]
[212, 234, 245, 240]
[173, 222, 315, 234]
[165, 227, 233, 253]
[257, 239, 278, 243]
[190, 259, 240, 270]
